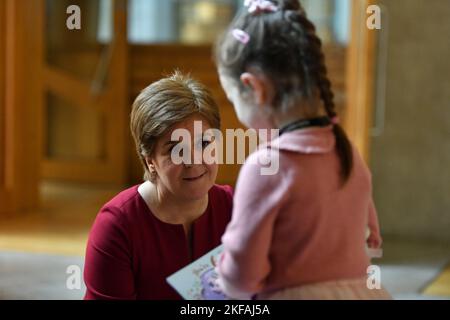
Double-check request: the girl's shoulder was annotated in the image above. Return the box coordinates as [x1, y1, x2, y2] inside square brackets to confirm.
[237, 143, 287, 185]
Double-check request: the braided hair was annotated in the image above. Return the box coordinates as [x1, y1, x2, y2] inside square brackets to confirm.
[215, 0, 353, 185]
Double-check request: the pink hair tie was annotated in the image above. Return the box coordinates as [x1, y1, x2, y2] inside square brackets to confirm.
[244, 0, 279, 14]
[331, 116, 340, 125]
[232, 28, 250, 44]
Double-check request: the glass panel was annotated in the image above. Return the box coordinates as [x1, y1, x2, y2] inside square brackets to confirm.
[123, 0, 350, 45]
[45, 0, 113, 81]
[178, 0, 238, 44]
[302, 0, 351, 45]
[127, 0, 177, 43]
[126, 0, 240, 44]
[46, 92, 106, 161]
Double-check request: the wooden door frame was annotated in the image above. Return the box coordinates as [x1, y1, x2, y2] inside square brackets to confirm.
[345, 0, 377, 163]
[0, 0, 43, 215]
[0, 0, 8, 212]
[1, 0, 129, 216]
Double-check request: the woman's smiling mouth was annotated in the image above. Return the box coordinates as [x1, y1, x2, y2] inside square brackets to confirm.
[183, 172, 207, 182]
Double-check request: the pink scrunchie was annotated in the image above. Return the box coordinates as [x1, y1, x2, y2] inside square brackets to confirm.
[331, 116, 340, 125]
[244, 0, 279, 14]
[232, 29, 250, 44]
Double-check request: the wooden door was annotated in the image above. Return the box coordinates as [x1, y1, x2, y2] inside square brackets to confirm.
[41, 0, 128, 184]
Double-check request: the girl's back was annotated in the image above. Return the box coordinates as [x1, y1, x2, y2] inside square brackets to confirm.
[224, 126, 375, 296]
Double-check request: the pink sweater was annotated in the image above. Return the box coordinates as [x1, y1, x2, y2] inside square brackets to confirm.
[217, 125, 382, 299]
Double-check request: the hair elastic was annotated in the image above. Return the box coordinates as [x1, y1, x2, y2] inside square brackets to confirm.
[331, 116, 340, 125]
[232, 28, 250, 44]
[244, 0, 279, 14]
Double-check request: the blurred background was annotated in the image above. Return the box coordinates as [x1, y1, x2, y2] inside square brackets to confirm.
[0, 0, 449, 299]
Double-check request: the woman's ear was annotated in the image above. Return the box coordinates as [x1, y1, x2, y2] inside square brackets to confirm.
[145, 157, 155, 171]
[240, 72, 267, 106]
[145, 157, 158, 182]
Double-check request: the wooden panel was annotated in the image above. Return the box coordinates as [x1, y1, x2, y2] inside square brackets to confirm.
[43, 65, 106, 111]
[0, 0, 5, 188]
[42, 159, 117, 183]
[107, 0, 129, 186]
[129, 43, 347, 186]
[1, 0, 43, 214]
[344, 0, 377, 162]
[0, 0, 9, 212]
[324, 44, 347, 116]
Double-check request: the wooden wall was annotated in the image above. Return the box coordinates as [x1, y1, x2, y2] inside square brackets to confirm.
[128, 43, 346, 186]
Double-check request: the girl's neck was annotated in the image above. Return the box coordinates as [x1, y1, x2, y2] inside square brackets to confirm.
[138, 180, 208, 225]
[271, 99, 327, 129]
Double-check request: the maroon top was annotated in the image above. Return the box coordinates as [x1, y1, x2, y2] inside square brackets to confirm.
[84, 184, 233, 300]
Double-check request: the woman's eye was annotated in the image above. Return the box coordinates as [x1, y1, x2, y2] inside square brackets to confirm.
[168, 144, 181, 156]
[201, 140, 211, 149]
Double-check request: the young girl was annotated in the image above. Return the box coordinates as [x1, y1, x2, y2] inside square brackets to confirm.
[214, 0, 391, 299]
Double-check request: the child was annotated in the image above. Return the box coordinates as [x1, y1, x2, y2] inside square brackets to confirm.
[214, 0, 391, 299]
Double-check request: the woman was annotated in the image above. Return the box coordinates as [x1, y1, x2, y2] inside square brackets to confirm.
[83, 72, 233, 299]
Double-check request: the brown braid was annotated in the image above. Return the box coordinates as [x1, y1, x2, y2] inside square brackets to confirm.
[215, 0, 354, 185]
[285, 9, 354, 183]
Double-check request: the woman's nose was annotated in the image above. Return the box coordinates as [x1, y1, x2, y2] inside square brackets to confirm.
[183, 143, 204, 166]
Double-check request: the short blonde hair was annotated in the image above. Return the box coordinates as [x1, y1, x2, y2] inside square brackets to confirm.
[130, 71, 221, 181]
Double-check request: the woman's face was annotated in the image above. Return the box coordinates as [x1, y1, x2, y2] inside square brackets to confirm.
[147, 114, 218, 201]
